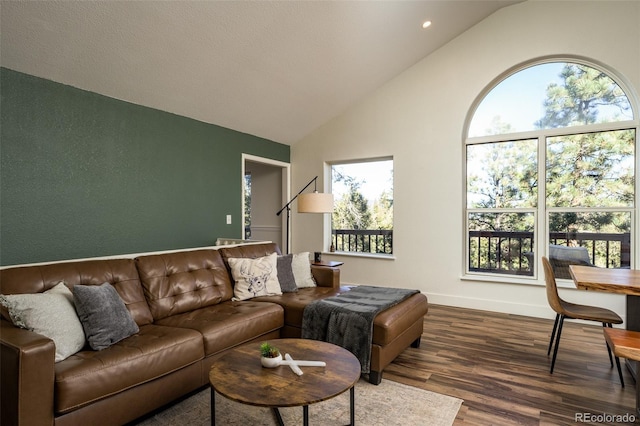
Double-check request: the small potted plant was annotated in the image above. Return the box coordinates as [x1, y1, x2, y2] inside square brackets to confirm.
[260, 342, 282, 368]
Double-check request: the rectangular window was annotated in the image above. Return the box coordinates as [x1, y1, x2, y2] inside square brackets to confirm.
[549, 211, 631, 269]
[546, 130, 635, 208]
[467, 139, 538, 209]
[466, 129, 635, 278]
[330, 158, 393, 255]
[466, 139, 537, 276]
[468, 212, 535, 275]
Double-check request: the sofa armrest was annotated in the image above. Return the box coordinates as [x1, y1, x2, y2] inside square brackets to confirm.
[311, 265, 340, 289]
[1, 319, 55, 426]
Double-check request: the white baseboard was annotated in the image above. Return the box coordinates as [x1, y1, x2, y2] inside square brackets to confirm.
[426, 293, 553, 319]
[424, 292, 627, 325]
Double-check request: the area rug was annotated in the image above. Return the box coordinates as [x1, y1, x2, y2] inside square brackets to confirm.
[135, 378, 463, 426]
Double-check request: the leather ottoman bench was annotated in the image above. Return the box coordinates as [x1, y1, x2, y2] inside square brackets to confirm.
[255, 286, 428, 384]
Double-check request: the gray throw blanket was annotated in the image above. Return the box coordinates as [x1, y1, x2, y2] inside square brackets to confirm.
[301, 285, 419, 374]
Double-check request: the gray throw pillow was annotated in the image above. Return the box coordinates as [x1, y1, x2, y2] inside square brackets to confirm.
[73, 283, 139, 350]
[277, 254, 298, 293]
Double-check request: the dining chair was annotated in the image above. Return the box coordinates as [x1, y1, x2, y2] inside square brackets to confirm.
[542, 257, 625, 385]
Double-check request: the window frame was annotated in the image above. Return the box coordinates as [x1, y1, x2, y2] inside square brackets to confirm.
[464, 58, 639, 282]
[328, 157, 394, 258]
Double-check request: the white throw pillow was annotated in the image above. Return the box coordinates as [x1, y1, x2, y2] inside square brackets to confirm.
[228, 253, 283, 300]
[0, 282, 86, 362]
[292, 252, 316, 288]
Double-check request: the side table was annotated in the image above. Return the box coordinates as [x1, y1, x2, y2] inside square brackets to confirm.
[312, 261, 344, 267]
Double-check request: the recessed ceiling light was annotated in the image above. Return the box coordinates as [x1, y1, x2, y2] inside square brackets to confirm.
[422, 20, 432, 29]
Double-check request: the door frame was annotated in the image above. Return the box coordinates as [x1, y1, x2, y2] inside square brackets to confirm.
[242, 154, 290, 248]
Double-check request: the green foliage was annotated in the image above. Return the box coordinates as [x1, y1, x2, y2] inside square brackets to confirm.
[534, 64, 630, 129]
[333, 190, 371, 230]
[467, 139, 538, 211]
[546, 130, 634, 210]
[244, 173, 251, 239]
[372, 189, 393, 230]
[260, 342, 280, 358]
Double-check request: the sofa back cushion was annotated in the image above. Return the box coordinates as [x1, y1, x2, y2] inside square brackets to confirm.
[219, 243, 281, 272]
[0, 259, 153, 326]
[135, 249, 233, 321]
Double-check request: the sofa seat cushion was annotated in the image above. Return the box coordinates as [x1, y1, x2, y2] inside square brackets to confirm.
[371, 293, 428, 346]
[252, 286, 347, 328]
[155, 301, 283, 356]
[53, 324, 203, 414]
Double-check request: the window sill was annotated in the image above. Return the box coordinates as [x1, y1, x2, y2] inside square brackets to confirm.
[460, 272, 580, 289]
[321, 251, 396, 261]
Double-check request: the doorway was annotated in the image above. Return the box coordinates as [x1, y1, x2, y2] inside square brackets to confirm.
[242, 154, 290, 250]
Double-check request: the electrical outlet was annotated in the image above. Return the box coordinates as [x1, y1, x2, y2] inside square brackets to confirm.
[226, 215, 232, 224]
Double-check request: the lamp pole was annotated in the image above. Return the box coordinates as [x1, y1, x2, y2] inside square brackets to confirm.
[276, 176, 318, 254]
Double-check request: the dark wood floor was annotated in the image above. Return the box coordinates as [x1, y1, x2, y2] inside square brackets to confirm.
[383, 304, 638, 425]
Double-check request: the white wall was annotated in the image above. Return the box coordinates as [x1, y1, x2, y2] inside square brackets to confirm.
[291, 1, 640, 320]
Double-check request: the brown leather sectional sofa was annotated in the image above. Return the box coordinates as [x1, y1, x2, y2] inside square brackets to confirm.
[0, 243, 428, 426]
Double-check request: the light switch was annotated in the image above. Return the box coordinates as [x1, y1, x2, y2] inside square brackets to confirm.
[226, 215, 232, 224]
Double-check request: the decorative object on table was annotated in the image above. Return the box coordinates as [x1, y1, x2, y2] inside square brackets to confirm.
[285, 353, 303, 375]
[282, 353, 327, 376]
[260, 342, 282, 368]
[276, 176, 334, 254]
[314, 251, 322, 262]
[259, 341, 326, 371]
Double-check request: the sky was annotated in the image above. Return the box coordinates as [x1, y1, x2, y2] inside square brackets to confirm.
[468, 62, 564, 136]
[468, 62, 633, 137]
[331, 160, 393, 203]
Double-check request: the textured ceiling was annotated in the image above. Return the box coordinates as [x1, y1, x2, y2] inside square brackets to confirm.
[0, 1, 521, 145]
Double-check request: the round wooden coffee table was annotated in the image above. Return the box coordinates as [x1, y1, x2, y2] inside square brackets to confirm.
[209, 338, 360, 426]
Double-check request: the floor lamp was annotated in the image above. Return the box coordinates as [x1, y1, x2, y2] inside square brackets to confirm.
[276, 176, 334, 254]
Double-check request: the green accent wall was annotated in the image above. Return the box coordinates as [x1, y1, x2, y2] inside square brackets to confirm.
[0, 68, 289, 266]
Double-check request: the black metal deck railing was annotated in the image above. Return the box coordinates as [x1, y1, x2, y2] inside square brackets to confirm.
[326, 228, 630, 274]
[331, 229, 393, 254]
[468, 230, 631, 276]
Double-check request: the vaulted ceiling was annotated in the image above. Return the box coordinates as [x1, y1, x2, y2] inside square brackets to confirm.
[1, 1, 521, 145]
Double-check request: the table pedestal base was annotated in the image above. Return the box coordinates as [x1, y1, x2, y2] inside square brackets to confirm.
[212, 386, 355, 426]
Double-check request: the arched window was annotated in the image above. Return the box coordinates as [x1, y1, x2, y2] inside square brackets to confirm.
[465, 60, 637, 279]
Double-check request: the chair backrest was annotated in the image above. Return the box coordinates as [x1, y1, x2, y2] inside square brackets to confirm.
[542, 256, 565, 315]
[548, 244, 593, 279]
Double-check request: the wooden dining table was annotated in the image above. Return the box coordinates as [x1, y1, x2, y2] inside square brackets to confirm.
[569, 265, 640, 327]
[569, 265, 640, 296]
[569, 265, 640, 379]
